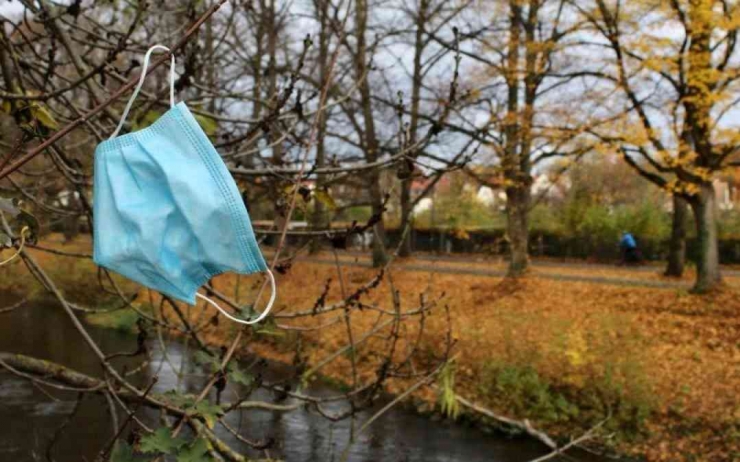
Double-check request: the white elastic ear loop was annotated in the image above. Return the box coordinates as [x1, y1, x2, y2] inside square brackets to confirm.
[109, 44, 176, 139]
[195, 269, 276, 325]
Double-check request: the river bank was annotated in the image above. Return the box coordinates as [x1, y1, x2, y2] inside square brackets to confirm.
[1, 236, 738, 461]
[0, 301, 597, 462]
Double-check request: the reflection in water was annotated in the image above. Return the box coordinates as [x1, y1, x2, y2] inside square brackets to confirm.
[0, 301, 599, 462]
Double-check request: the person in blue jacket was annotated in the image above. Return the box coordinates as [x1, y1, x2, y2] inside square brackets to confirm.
[620, 232, 640, 264]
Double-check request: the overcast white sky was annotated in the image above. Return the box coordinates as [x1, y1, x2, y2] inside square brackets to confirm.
[0, 1, 26, 19]
[2, 0, 738, 170]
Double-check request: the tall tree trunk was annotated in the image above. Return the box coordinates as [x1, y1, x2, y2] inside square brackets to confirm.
[506, 0, 538, 276]
[242, 5, 265, 171]
[502, 0, 529, 276]
[665, 193, 688, 277]
[689, 183, 721, 292]
[356, 0, 387, 267]
[309, 0, 330, 254]
[398, 0, 427, 258]
[267, 0, 283, 166]
[265, 0, 287, 233]
[252, 7, 265, 123]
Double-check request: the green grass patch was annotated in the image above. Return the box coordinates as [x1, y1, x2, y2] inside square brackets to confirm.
[478, 361, 579, 425]
[85, 305, 150, 333]
[477, 360, 655, 441]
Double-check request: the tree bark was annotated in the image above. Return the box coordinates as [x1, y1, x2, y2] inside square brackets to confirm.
[399, 178, 413, 257]
[0, 32, 18, 94]
[355, 0, 387, 267]
[502, 0, 531, 276]
[665, 193, 688, 277]
[369, 185, 388, 267]
[267, 0, 283, 166]
[398, 0, 427, 258]
[506, 184, 530, 276]
[689, 183, 722, 292]
[205, 16, 217, 113]
[309, 0, 330, 255]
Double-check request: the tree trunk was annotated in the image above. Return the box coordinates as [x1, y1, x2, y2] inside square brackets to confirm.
[502, 0, 529, 276]
[355, 0, 387, 267]
[309, 0, 330, 255]
[665, 193, 688, 277]
[267, 0, 283, 166]
[506, 184, 530, 276]
[205, 16, 217, 113]
[399, 178, 413, 257]
[398, 0, 427, 258]
[689, 183, 721, 292]
[370, 183, 388, 267]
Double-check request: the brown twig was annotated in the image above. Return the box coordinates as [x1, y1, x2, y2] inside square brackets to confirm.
[0, 0, 230, 180]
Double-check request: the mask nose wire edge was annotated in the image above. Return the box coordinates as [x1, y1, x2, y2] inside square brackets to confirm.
[195, 269, 276, 325]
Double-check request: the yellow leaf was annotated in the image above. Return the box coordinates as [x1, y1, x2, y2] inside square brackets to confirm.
[131, 110, 161, 131]
[194, 113, 218, 136]
[30, 104, 59, 130]
[313, 190, 337, 210]
[565, 328, 588, 368]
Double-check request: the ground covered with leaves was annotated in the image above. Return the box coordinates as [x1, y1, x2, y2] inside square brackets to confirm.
[2, 237, 738, 462]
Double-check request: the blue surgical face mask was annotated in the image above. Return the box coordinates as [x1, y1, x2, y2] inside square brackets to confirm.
[93, 45, 275, 324]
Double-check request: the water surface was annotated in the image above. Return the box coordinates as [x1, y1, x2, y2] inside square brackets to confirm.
[0, 300, 604, 462]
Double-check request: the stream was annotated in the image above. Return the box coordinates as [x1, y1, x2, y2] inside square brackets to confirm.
[0, 300, 606, 462]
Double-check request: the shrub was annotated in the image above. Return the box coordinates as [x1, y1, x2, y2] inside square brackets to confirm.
[718, 209, 740, 239]
[414, 190, 500, 231]
[478, 361, 578, 424]
[477, 358, 654, 440]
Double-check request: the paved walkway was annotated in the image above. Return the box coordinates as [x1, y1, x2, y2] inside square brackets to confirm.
[276, 252, 740, 290]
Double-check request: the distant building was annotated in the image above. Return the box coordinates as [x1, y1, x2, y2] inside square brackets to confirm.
[413, 197, 433, 215]
[714, 178, 738, 211]
[409, 175, 451, 216]
[476, 186, 496, 206]
[408, 168, 562, 215]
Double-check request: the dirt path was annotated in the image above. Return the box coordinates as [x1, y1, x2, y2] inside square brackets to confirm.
[274, 252, 740, 290]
